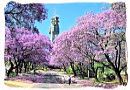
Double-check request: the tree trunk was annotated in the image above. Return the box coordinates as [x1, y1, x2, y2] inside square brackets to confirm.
[91, 60, 98, 80]
[95, 67, 99, 81]
[26, 61, 29, 73]
[7, 60, 14, 77]
[125, 70, 128, 83]
[14, 60, 19, 76]
[70, 62, 77, 76]
[115, 70, 123, 85]
[63, 64, 67, 72]
[79, 62, 84, 79]
[33, 62, 36, 74]
[24, 61, 27, 73]
[19, 60, 23, 73]
[86, 65, 90, 79]
[31, 63, 34, 70]
[104, 53, 124, 84]
[87, 69, 90, 79]
[28, 61, 31, 72]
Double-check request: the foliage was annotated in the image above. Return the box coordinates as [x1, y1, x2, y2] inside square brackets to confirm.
[4, 2, 127, 86]
[9, 71, 17, 77]
[5, 28, 51, 64]
[5, 27, 52, 77]
[5, 28, 51, 62]
[66, 66, 73, 75]
[50, 2, 126, 84]
[5, 1, 47, 30]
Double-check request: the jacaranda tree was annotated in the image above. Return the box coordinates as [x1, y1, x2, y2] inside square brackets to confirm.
[5, 1, 47, 30]
[5, 28, 52, 77]
[50, 2, 126, 84]
[74, 2, 126, 84]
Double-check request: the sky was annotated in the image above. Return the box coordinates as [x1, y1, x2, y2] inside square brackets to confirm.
[34, 3, 111, 38]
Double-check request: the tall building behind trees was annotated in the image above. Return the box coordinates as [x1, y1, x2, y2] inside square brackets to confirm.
[49, 16, 60, 41]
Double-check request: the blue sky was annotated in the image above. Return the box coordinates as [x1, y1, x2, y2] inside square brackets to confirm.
[34, 3, 111, 38]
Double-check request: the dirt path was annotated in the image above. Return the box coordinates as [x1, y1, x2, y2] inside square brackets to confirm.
[4, 80, 83, 88]
[4, 70, 118, 89]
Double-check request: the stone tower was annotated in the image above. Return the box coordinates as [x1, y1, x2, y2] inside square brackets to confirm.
[49, 16, 59, 41]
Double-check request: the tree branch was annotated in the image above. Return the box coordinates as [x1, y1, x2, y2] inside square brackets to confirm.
[115, 43, 118, 68]
[119, 64, 127, 72]
[117, 41, 121, 69]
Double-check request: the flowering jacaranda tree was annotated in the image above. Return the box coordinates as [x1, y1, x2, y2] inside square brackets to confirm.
[5, 1, 47, 30]
[76, 2, 126, 84]
[5, 28, 52, 77]
[50, 2, 126, 84]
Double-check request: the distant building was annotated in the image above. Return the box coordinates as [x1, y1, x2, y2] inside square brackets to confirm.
[49, 16, 59, 41]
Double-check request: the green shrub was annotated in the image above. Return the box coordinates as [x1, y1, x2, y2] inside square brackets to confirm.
[66, 66, 73, 75]
[10, 71, 17, 77]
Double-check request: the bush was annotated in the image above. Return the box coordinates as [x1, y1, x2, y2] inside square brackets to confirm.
[10, 71, 17, 77]
[96, 66, 116, 82]
[66, 66, 73, 75]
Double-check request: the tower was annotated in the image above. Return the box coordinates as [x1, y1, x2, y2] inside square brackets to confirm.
[49, 16, 59, 41]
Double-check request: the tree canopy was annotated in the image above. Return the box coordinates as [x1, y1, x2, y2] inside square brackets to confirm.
[5, 1, 47, 30]
[50, 2, 126, 84]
